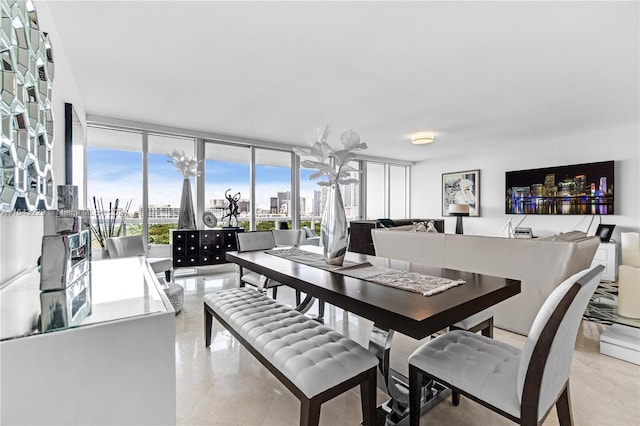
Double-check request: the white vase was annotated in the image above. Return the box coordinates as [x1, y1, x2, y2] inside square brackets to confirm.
[178, 178, 196, 230]
[321, 184, 348, 266]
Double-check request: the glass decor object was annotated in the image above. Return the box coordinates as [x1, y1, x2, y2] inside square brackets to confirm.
[0, 0, 55, 211]
[168, 150, 200, 230]
[294, 125, 367, 265]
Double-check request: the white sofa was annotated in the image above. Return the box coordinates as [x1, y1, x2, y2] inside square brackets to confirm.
[371, 230, 600, 335]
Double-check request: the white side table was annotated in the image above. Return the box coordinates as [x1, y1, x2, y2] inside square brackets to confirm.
[590, 241, 620, 282]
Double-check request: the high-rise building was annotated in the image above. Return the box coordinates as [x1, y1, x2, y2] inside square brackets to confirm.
[237, 200, 250, 214]
[299, 197, 307, 216]
[312, 190, 322, 216]
[543, 173, 556, 196]
[599, 177, 607, 193]
[277, 191, 290, 211]
[270, 197, 278, 214]
[575, 175, 586, 194]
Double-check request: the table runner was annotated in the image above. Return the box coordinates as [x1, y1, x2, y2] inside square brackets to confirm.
[266, 248, 465, 296]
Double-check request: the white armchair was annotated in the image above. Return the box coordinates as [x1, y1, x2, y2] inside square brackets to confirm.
[300, 226, 320, 246]
[618, 232, 640, 319]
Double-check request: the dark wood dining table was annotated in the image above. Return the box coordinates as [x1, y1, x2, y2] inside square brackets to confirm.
[226, 247, 521, 425]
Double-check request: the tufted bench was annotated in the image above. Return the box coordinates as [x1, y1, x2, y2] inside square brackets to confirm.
[204, 287, 378, 426]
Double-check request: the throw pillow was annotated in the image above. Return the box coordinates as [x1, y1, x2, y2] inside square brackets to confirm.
[414, 223, 427, 232]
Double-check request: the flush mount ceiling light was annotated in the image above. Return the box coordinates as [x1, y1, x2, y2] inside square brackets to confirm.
[410, 132, 435, 145]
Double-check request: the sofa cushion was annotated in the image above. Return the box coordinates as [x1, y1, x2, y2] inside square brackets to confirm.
[538, 231, 590, 242]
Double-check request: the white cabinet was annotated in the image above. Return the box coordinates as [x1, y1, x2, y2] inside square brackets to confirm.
[1, 257, 176, 425]
[590, 241, 620, 282]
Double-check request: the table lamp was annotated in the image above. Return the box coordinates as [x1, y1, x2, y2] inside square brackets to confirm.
[449, 204, 470, 234]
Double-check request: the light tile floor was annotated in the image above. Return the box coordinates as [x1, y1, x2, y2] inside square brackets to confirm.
[174, 265, 640, 425]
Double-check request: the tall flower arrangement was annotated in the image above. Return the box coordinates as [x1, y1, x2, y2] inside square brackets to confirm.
[168, 150, 201, 229]
[294, 125, 367, 265]
[168, 150, 201, 179]
[293, 125, 368, 187]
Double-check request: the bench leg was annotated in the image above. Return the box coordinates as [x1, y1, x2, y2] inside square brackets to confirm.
[204, 304, 213, 347]
[300, 397, 321, 426]
[360, 367, 377, 426]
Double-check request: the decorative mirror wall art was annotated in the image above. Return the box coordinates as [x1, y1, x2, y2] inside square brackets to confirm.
[1, 0, 55, 212]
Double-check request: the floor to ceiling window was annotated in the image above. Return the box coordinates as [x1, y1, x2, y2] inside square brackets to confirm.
[204, 142, 250, 229]
[255, 148, 293, 231]
[86, 126, 142, 247]
[364, 162, 409, 219]
[365, 162, 385, 219]
[300, 166, 322, 234]
[389, 164, 408, 218]
[148, 134, 196, 243]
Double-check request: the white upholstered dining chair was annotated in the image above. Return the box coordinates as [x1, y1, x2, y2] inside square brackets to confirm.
[236, 231, 283, 299]
[272, 229, 302, 247]
[408, 264, 604, 426]
[105, 235, 173, 281]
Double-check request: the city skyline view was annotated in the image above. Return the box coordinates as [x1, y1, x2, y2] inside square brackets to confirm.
[87, 147, 359, 218]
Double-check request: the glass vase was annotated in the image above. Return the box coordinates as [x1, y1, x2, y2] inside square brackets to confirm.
[321, 184, 348, 266]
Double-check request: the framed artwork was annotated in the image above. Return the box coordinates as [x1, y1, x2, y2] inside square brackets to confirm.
[442, 169, 480, 216]
[595, 224, 615, 242]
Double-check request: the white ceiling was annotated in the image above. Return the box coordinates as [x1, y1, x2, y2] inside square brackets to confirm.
[42, 1, 638, 162]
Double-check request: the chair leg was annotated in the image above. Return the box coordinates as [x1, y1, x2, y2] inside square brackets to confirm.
[360, 367, 377, 426]
[452, 390, 460, 406]
[556, 383, 573, 426]
[296, 289, 301, 306]
[300, 397, 321, 426]
[272, 286, 278, 299]
[204, 306, 212, 347]
[481, 317, 494, 338]
[409, 364, 423, 426]
[318, 299, 325, 318]
[164, 270, 171, 282]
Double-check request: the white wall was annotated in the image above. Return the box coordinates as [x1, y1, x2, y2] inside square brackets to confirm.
[411, 123, 640, 242]
[0, 1, 86, 284]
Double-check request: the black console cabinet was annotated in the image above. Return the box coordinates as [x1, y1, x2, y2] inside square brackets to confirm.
[172, 228, 244, 268]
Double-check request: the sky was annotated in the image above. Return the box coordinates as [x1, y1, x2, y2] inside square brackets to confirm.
[87, 147, 321, 212]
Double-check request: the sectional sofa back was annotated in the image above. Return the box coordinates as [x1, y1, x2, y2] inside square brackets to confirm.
[443, 234, 600, 334]
[371, 229, 600, 335]
[372, 231, 445, 266]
